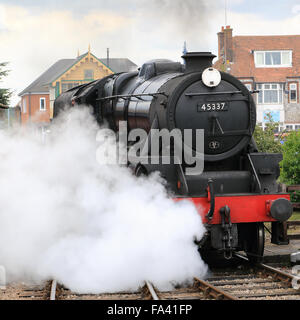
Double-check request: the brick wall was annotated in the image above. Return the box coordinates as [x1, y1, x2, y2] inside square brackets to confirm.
[229, 35, 300, 81]
[21, 94, 50, 124]
[214, 26, 300, 127]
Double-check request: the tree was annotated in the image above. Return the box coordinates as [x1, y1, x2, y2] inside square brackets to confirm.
[280, 131, 300, 184]
[0, 62, 12, 107]
[253, 113, 282, 153]
[280, 131, 300, 203]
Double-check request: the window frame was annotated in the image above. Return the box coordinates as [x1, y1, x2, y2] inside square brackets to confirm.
[61, 82, 80, 93]
[256, 83, 283, 105]
[289, 83, 297, 103]
[39, 97, 46, 111]
[254, 50, 292, 68]
[285, 124, 300, 131]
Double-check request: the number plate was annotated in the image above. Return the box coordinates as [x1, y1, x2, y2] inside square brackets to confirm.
[197, 102, 228, 112]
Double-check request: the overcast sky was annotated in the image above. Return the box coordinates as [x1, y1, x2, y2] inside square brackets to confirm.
[1, 0, 300, 105]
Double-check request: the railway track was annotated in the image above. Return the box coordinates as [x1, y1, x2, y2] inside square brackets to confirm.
[0, 281, 54, 300]
[44, 262, 300, 300]
[1, 256, 299, 300]
[202, 254, 300, 300]
[51, 280, 207, 300]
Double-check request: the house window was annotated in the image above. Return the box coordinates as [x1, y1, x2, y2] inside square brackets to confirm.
[256, 84, 283, 104]
[273, 126, 279, 134]
[61, 82, 80, 93]
[40, 98, 46, 111]
[84, 69, 94, 79]
[295, 125, 300, 131]
[289, 83, 297, 103]
[285, 125, 293, 131]
[254, 51, 292, 67]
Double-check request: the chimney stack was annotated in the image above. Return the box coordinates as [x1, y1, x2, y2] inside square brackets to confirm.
[217, 25, 233, 63]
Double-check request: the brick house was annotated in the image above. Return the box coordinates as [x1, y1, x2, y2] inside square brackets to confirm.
[18, 47, 137, 128]
[214, 26, 300, 131]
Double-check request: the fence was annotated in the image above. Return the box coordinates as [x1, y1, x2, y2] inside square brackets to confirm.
[286, 185, 300, 209]
[286, 185, 300, 240]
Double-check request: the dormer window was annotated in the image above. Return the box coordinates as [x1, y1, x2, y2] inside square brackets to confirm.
[254, 51, 292, 67]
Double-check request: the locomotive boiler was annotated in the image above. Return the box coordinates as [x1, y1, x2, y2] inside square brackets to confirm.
[54, 52, 293, 262]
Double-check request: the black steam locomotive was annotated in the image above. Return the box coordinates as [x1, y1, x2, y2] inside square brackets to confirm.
[54, 52, 293, 262]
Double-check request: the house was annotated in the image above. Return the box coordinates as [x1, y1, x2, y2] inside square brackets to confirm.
[214, 26, 300, 132]
[18, 47, 137, 127]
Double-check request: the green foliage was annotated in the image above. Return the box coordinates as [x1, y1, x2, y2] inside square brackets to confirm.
[0, 62, 12, 107]
[280, 131, 300, 185]
[289, 211, 300, 220]
[253, 113, 282, 153]
[290, 191, 300, 203]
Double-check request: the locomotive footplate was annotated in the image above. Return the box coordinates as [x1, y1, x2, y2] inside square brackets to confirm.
[175, 193, 291, 224]
[210, 206, 238, 259]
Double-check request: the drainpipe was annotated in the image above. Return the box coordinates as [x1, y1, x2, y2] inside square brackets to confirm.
[28, 92, 31, 123]
[107, 48, 110, 68]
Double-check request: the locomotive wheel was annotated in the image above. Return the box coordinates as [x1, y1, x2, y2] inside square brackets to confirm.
[244, 222, 265, 263]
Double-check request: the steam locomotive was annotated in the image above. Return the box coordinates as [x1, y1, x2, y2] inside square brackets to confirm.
[54, 52, 293, 262]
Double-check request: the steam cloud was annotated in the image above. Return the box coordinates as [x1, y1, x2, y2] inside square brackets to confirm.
[0, 107, 207, 293]
[139, 0, 219, 38]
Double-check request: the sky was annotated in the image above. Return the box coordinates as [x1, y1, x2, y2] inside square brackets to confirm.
[0, 0, 300, 105]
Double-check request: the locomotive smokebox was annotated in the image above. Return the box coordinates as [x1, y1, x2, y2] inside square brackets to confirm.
[182, 52, 216, 73]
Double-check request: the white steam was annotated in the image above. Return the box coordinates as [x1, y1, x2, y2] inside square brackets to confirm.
[0, 107, 207, 293]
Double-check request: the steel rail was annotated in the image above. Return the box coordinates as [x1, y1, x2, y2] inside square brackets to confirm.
[234, 252, 300, 296]
[193, 277, 237, 300]
[234, 253, 296, 283]
[258, 263, 295, 283]
[50, 280, 57, 301]
[145, 281, 160, 300]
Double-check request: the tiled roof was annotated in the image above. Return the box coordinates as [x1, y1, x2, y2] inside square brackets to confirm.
[19, 53, 137, 95]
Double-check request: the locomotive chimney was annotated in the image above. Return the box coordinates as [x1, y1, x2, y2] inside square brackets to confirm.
[181, 52, 216, 73]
